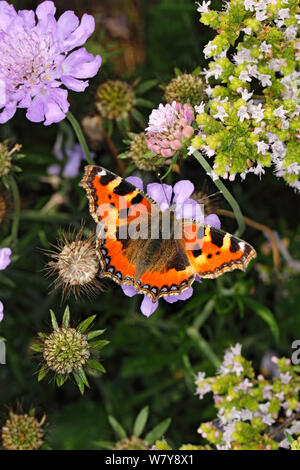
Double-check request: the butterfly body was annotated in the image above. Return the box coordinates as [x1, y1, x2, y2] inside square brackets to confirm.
[80, 165, 256, 301]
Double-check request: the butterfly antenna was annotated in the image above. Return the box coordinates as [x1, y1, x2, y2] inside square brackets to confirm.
[157, 171, 171, 208]
[198, 190, 222, 202]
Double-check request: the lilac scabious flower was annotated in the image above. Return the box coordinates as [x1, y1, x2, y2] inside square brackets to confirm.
[0, 247, 12, 321]
[146, 101, 195, 158]
[48, 139, 95, 178]
[0, 1, 101, 125]
[121, 176, 220, 317]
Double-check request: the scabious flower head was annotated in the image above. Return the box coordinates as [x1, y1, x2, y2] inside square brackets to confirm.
[32, 306, 109, 393]
[121, 175, 220, 317]
[164, 73, 206, 107]
[0, 141, 23, 178]
[95, 80, 135, 120]
[46, 226, 102, 299]
[119, 132, 165, 171]
[0, 1, 101, 125]
[1, 410, 45, 450]
[146, 101, 195, 158]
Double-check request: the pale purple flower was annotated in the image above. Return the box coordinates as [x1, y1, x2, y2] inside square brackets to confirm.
[0, 247, 11, 270]
[249, 103, 264, 123]
[258, 74, 272, 87]
[280, 371, 292, 384]
[273, 105, 288, 119]
[48, 140, 95, 178]
[195, 102, 205, 114]
[260, 41, 272, 54]
[196, 1, 211, 13]
[0, 247, 12, 322]
[240, 89, 253, 101]
[121, 176, 221, 317]
[0, 1, 101, 125]
[239, 70, 252, 83]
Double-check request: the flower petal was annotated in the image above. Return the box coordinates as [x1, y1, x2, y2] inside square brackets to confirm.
[26, 96, 45, 123]
[35, 1, 56, 21]
[63, 14, 96, 51]
[0, 101, 17, 123]
[63, 153, 82, 179]
[62, 48, 101, 79]
[146, 183, 172, 211]
[18, 9, 35, 28]
[176, 198, 204, 221]
[125, 176, 143, 191]
[44, 101, 66, 126]
[140, 295, 158, 317]
[0, 248, 12, 270]
[0, 1, 17, 30]
[173, 180, 194, 205]
[0, 79, 6, 107]
[204, 214, 221, 229]
[56, 10, 79, 41]
[61, 76, 89, 92]
[164, 287, 193, 303]
[122, 284, 138, 298]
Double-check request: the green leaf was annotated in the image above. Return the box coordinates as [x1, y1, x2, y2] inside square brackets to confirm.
[86, 329, 105, 340]
[286, 431, 294, 445]
[117, 151, 130, 160]
[89, 339, 110, 350]
[87, 359, 106, 373]
[93, 440, 115, 450]
[73, 371, 85, 395]
[56, 373, 69, 387]
[145, 418, 171, 445]
[244, 297, 279, 343]
[62, 305, 70, 328]
[38, 365, 49, 382]
[77, 315, 96, 333]
[133, 98, 154, 108]
[174, 67, 182, 76]
[77, 366, 89, 387]
[133, 406, 149, 438]
[31, 343, 44, 353]
[108, 415, 127, 439]
[50, 310, 59, 330]
[131, 108, 146, 128]
[135, 79, 158, 94]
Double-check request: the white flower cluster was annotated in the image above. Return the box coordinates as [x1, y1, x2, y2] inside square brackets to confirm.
[194, 0, 300, 191]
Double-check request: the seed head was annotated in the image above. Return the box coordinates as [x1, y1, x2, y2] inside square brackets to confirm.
[1, 410, 45, 450]
[164, 74, 206, 106]
[0, 142, 23, 178]
[128, 132, 165, 171]
[46, 227, 102, 299]
[95, 80, 135, 120]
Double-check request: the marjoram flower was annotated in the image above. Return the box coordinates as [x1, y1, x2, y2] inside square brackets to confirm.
[0, 1, 101, 125]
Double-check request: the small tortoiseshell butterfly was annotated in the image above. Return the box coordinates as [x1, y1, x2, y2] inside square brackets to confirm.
[80, 165, 256, 302]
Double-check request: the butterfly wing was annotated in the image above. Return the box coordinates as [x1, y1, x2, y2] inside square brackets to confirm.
[181, 222, 256, 278]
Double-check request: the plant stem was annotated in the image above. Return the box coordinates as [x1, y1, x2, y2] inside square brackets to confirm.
[193, 150, 245, 237]
[9, 174, 20, 245]
[66, 111, 94, 165]
[187, 326, 221, 369]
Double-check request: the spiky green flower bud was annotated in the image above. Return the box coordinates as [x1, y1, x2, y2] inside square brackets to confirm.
[96, 80, 135, 120]
[1, 410, 45, 450]
[164, 74, 206, 106]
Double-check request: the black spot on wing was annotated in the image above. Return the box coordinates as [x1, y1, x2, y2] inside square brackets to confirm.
[113, 180, 135, 196]
[192, 243, 202, 258]
[229, 237, 240, 253]
[131, 193, 143, 205]
[166, 249, 189, 272]
[210, 229, 225, 248]
[100, 173, 116, 186]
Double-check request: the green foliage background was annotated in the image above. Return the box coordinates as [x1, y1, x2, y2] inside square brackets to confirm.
[0, 0, 299, 449]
